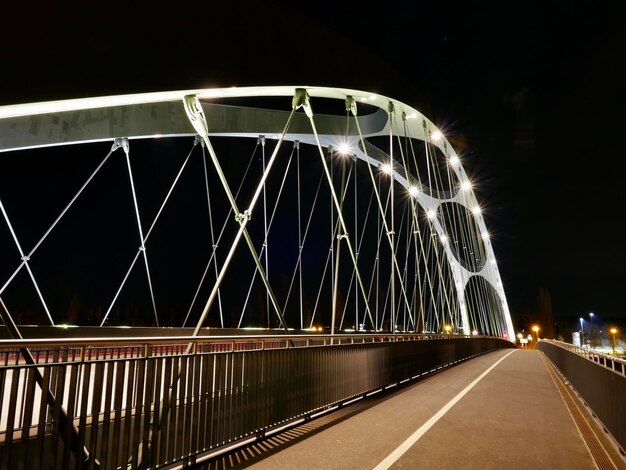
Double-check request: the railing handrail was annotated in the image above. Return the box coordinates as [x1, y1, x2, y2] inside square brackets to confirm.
[539, 339, 626, 375]
[0, 332, 502, 349]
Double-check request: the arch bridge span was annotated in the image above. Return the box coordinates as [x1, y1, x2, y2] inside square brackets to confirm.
[0, 86, 514, 340]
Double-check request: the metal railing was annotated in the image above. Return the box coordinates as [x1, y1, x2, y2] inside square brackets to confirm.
[0, 333, 513, 469]
[537, 340, 626, 454]
[536, 340, 626, 376]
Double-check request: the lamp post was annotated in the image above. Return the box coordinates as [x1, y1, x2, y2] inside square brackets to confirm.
[610, 328, 618, 355]
[589, 313, 595, 349]
[444, 324, 452, 335]
[532, 325, 540, 343]
[579, 317, 584, 346]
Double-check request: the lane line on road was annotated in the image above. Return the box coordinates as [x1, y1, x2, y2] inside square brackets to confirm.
[373, 349, 517, 470]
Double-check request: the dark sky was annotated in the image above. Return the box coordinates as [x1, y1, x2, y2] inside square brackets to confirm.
[1, 1, 625, 322]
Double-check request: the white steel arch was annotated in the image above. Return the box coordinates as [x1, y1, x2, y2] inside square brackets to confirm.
[0, 86, 514, 340]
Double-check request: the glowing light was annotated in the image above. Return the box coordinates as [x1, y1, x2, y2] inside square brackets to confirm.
[449, 156, 460, 166]
[440, 234, 449, 244]
[427, 210, 436, 220]
[381, 163, 392, 175]
[481, 231, 489, 240]
[472, 206, 481, 215]
[461, 181, 472, 191]
[406, 112, 418, 119]
[490, 259, 497, 265]
[409, 186, 419, 197]
[431, 130, 443, 141]
[337, 142, 351, 155]
[369, 95, 377, 101]
[610, 327, 618, 335]
[444, 324, 452, 334]
[472, 330, 479, 335]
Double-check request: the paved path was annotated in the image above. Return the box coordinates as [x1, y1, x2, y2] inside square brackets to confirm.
[205, 349, 626, 469]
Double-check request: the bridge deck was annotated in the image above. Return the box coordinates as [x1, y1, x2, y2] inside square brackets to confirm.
[208, 349, 626, 469]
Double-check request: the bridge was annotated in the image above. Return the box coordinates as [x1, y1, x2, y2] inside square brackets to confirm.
[0, 87, 623, 468]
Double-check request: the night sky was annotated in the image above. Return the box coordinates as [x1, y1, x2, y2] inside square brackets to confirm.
[1, 1, 625, 326]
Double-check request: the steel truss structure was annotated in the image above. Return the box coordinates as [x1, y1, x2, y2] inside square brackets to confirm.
[0, 86, 515, 340]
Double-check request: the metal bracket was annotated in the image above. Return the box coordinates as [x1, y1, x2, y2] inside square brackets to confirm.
[183, 95, 209, 138]
[112, 137, 129, 153]
[346, 96, 357, 116]
[294, 140, 300, 149]
[337, 233, 349, 240]
[388, 101, 395, 114]
[293, 88, 313, 118]
[194, 135, 203, 147]
[235, 210, 252, 224]
[258, 135, 266, 145]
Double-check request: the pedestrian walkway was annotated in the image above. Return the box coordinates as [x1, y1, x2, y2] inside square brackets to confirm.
[204, 349, 626, 469]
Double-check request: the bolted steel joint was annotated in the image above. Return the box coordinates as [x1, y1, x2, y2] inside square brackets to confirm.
[235, 210, 252, 224]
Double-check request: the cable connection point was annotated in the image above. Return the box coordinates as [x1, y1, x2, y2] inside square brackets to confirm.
[235, 210, 252, 224]
[345, 96, 357, 116]
[293, 89, 313, 118]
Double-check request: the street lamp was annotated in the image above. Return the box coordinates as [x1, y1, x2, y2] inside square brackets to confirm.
[532, 325, 540, 342]
[589, 313, 595, 348]
[444, 324, 452, 335]
[579, 317, 584, 346]
[610, 328, 618, 355]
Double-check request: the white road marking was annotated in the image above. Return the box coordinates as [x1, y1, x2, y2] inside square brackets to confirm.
[373, 349, 517, 470]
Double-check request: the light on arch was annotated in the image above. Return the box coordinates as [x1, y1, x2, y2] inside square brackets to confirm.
[409, 186, 419, 197]
[461, 181, 472, 191]
[381, 163, 392, 175]
[337, 142, 351, 155]
[431, 130, 443, 141]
